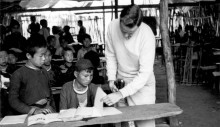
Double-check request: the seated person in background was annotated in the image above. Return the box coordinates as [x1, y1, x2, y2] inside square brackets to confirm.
[0, 50, 18, 79]
[55, 36, 75, 57]
[77, 34, 96, 60]
[59, 47, 75, 85]
[3, 19, 27, 61]
[7, 50, 18, 65]
[47, 35, 57, 57]
[84, 51, 104, 84]
[59, 59, 105, 110]
[0, 50, 10, 89]
[43, 48, 62, 87]
[8, 34, 55, 115]
[7, 50, 21, 75]
[63, 25, 74, 44]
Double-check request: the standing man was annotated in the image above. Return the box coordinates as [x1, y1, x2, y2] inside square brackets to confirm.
[77, 20, 86, 43]
[102, 4, 156, 127]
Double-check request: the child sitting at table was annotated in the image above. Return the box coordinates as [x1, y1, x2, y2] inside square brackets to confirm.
[59, 47, 75, 85]
[0, 49, 18, 79]
[55, 35, 75, 57]
[77, 34, 96, 60]
[59, 59, 105, 110]
[8, 34, 55, 115]
[47, 35, 57, 57]
[43, 48, 62, 87]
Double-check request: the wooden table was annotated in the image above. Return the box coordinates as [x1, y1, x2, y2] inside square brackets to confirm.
[1, 103, 182, 127]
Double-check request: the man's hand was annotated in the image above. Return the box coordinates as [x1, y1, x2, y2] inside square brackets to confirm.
[101, 92, 123, 106]
[109, 80, 118, 92]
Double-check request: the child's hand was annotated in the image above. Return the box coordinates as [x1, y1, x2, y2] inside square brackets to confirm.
[33, 108, 52, 115]
[61, 69, 67, 73]
[60, 65, 66, 70]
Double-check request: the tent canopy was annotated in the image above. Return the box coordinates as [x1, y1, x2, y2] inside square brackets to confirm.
[1, 0, 216, 11]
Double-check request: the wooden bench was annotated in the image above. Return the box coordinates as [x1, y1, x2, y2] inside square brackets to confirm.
[212, 71, 220, 94]
[199, 65, 217, 85]
[0, 103, 182, 127]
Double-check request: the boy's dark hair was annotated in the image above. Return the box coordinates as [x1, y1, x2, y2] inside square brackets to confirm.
[40, 19, 47, 27]
[7, 49, 18, 58]
[82, 33, 92, 42]
[62, 47, 73, 56]
[120, 4, 143, 28]
[78, 20, 83, 26]
[75, 59, 94, 72]
[26, 34, 47, 56]
[63, 25, 70, 32]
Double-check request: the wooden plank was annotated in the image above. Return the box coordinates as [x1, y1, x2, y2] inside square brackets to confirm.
[1, 103, 182, 127]
[200, 65, 217, 70]
[213, 71, 220, 77]
[156, 124, 170, 127]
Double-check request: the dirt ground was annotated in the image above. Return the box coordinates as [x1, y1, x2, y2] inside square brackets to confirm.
[176, 85, 220, 127]
[154, 59, 220, 127]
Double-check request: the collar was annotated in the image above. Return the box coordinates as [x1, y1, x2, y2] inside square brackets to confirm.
[72, 80, 88, 95]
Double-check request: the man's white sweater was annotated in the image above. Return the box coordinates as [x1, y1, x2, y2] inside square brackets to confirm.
[105, 19, 156, 98]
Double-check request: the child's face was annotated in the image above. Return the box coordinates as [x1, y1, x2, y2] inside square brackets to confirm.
[0, 51, 8, 66]
[44, 50, 52, 66]
[75, 69, 93, 87]
[64, 50, 73, 63]
[50, 38, 56, 47]
[83, 38, 91, 48]
[28, 47, 47, 68]
[8, 54, 17, 64]
[61, 39, 68, 47]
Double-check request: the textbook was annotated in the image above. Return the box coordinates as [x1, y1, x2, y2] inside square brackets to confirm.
[27, 113, 62, 126]
[0, 114, 28, 125]
[58, 107, 122, 122]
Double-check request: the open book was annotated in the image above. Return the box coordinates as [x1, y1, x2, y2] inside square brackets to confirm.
[58, 106, 122, 122]
[58, 88, 122, 121]
[0, 114, 28, 125]
[27, 113, 62, 126]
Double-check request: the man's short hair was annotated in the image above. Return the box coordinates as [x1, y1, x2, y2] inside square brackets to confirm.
[120, 4, 143, 28]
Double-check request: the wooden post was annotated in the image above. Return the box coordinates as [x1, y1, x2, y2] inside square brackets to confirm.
[159, 0, 179, 127]
[115, 0, 118, 19]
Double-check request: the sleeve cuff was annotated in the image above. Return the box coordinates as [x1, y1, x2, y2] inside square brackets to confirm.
[119, 87, 129, 98]
[28, 107, 36, 115]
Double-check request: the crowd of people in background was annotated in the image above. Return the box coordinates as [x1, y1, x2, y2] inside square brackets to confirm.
[0, 16, 105, 117]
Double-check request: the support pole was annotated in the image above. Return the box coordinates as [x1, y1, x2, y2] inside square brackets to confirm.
[159, 0, 179, 126]
[115, 0, 118, 19]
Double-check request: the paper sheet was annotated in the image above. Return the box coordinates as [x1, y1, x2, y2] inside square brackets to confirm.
[1, 75, 10, 89]
[103, 107, 122, 116]
[0, 114, 28, 125]
[94, 87, 107, 109]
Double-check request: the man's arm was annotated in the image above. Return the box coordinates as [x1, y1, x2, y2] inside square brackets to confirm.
[105, 24, 117, 82]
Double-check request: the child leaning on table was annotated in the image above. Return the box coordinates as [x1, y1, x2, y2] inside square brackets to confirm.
[59, 59, 105, 110]
[8, 34, 55, 115]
